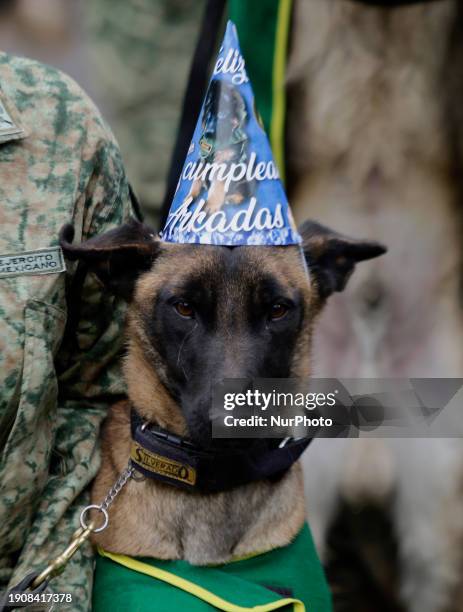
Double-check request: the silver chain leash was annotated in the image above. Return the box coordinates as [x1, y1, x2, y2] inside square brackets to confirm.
[28, 464, 138, 590]
[80, 463, 135, 533]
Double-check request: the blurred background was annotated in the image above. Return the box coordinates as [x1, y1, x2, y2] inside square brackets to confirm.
[1, 1, 462, 611]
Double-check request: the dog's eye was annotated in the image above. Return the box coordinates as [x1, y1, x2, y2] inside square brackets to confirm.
[174, 300, 194, 318]
[270, 303, 288, 320]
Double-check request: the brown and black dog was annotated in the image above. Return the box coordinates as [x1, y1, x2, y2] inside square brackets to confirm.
[60, 219, 384, 564]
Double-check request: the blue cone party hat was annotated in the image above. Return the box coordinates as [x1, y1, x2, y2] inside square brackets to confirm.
[161, 21, 301, 246]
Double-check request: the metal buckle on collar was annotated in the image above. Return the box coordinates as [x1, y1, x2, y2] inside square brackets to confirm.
[141, 422, 195, 449]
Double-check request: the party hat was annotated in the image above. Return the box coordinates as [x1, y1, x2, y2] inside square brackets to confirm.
[161, 21, 301, 246]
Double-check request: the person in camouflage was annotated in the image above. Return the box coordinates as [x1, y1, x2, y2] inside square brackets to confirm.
[0, 51, 137, 610]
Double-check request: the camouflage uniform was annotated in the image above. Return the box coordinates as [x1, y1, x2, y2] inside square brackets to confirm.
[0, 51, 135, 611]
[85, 0, 204, 226]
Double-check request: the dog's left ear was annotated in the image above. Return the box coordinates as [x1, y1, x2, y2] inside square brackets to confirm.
[59, 219, 160, 300]
[299, 220, 387, 300]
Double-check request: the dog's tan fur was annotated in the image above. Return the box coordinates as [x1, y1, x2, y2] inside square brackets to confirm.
[91, 244, 316, 563]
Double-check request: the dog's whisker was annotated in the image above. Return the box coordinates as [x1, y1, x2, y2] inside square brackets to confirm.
[176, 322, 199, 371]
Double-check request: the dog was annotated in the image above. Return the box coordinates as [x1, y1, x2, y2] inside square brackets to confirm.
[286, 1, 463, 610]
[60, 218, 385, 607]
[183, 79, 255, 213]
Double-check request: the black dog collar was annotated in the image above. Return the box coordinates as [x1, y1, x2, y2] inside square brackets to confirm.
[130, 409, 312, 493]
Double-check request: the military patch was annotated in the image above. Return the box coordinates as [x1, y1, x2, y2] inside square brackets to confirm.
[0, 247, 66, 279]
[0, 98, 24, 141]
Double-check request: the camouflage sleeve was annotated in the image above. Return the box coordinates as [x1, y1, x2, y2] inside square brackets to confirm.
[8, 132, 136, 611]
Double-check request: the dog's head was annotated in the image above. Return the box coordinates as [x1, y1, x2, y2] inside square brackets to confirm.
[60, 220, 385, 444]
[200, 79, 248, 161]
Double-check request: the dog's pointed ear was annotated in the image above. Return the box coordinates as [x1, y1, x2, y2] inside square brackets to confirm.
[299, 220, 387, 300]
[59, 219, 160, 300]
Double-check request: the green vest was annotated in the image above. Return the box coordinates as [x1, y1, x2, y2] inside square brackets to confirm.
[93, 524, 332, 611]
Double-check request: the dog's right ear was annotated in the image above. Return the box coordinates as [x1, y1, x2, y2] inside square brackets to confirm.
[299, 220, 387, 301]
[59, 220, 160, 300]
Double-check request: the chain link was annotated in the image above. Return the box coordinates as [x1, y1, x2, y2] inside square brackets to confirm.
[80, 463, 135, 532]
[22, 463, 139, 592]
[100, 464, 134, 512]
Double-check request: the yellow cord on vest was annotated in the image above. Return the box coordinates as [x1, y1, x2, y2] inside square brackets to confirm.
[270, 0, 293, 183]
[98, 547, 305, 612]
